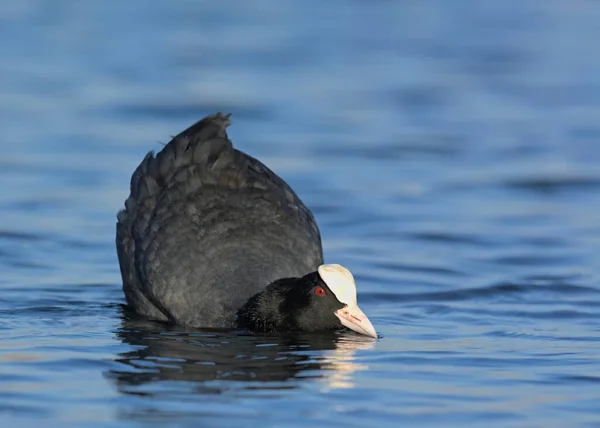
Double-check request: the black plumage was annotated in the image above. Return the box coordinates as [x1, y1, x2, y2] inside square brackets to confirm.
[236, 272, 345, 332]
[116, 113, 376, 337]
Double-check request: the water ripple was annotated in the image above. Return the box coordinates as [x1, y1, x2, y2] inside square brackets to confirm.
[1, 0, 600, 426]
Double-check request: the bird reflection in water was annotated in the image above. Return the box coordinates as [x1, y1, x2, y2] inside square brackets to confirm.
[106, 313, 374, 397]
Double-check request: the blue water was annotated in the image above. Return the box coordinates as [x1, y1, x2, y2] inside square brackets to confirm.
[1, 1, 600, 426]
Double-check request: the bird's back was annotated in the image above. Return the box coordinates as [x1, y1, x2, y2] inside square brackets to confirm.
[116, 113, 323, 328]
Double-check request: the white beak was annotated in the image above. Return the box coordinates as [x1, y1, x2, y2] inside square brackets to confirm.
[334, 305, 377, 338]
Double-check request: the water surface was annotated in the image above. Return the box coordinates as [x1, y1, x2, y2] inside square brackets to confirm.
[1, 1, 600, 426]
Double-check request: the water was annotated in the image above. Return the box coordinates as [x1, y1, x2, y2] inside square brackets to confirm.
[1, 1, 600, 426]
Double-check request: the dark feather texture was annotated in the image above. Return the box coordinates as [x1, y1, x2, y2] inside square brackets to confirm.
[116, 113, 323, 328]
[236, 272, 345, 333]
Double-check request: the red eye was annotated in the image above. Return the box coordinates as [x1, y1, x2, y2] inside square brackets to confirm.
[315, 286, 326, 297]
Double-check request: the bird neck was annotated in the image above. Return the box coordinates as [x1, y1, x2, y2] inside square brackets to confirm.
[236, 279, 300, 333]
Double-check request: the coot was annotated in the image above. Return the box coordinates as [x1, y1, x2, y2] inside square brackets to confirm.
[116, 113, 376, 338]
